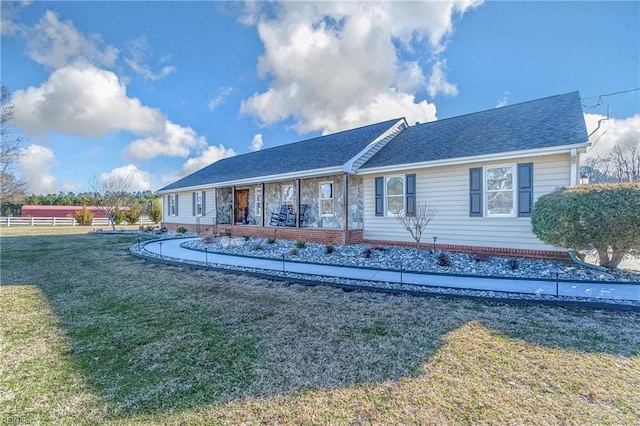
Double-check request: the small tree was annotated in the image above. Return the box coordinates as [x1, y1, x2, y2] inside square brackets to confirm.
[532, 182, 640, 268]
[393, 201, 437, 252]
[149, 198, 162, 223]
[74, 205, 94, 226]
[91, 174, 133, 230]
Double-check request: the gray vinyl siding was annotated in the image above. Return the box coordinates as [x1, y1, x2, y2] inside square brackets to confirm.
[163, 189, 216, 226]
[362, 154, 572, 252]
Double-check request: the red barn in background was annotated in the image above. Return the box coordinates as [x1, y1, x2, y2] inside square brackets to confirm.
[21, 205, 111, 218]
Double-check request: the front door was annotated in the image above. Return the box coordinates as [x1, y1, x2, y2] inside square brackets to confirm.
[235, 189, 249, 224]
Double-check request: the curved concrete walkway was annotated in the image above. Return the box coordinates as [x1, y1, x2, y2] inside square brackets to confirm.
[140, 238, 640, 303]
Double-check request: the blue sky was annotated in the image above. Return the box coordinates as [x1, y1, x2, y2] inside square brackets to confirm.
[2, 1, 638, 194]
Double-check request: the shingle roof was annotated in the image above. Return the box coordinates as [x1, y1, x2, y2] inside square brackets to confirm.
[159, 118, 401, 191]
[360, 91, 588, 170]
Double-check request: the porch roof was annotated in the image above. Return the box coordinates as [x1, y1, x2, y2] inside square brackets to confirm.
[159, 118, 401, 192]
[359, 91, 589, 170]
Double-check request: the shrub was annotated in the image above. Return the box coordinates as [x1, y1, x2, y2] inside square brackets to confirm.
[325, 244, 335, 254]
[437, 252, 450, 267]
[243, 235, 251, 241]
[267, 238, 276, 244]
[74, 205, 94, 226]
[149, 198, 162, 223]
[372, 245, 386, 252]
[202, 235, 214, 244]
[289, 248, 299, 256]
[507, 259, 519, 270]
[364, 248, 373, 259]
[532, 182, 640, 268]
[125, 204, 142, 225]
[177, 226, 188, 234]
[160, 227, 168, 233]
[473, 253, 491, 263]
[222, 231, 232, 238]
[112, 208, 125, 225]
[295, 240, 307, 249]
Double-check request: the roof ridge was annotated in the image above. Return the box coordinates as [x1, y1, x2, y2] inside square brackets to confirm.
[416, 91, 580, 127]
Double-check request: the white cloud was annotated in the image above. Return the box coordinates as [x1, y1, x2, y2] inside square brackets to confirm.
[12, 63, 207, 161]
[179, 144, 236, 176]
[12, 63, 165, 138]
[124, 121, 207, 162]
[427, 60, 458, 98]
[496, 91, 510, 108]
[240, 1, 481, 134]
[1, 1, 29, 36]
[26, 10, 118, 69]
[208, 87, 234, 111]
[99, 164, 154, 192]
[18, 145, 57, 194]
[124, 36, 175, 81]
[584, 113, 640, 158]
[249, 133, 263, 152]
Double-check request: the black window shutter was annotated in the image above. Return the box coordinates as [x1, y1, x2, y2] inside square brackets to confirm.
[517, 163, 534, 217]
[192, 192, 196, 216]
[405, 174, 416, 217]
[175, 194, 178, 216]
[375, 177, 384, 216]
[469, 168, 482, 217]
[202, 191, 206, 216]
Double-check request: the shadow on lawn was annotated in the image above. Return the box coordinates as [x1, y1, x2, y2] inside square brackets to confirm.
[2, 233, 639, 420]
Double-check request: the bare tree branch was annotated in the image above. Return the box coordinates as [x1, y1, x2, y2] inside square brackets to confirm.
[392, 201, 437, 252]
[0, 86, 26, 206]
[90, 173, 134, 230]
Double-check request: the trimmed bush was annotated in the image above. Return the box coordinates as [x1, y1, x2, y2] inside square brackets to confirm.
[149, 199, 162, 223]
[177, 226, 188, 234]
[437, 253, 450, 267]
[267, 238, 276, 244]
[325, 244, 334, 254]
[532, 182, 640, 268]
[295, 240, 307, 249]
[125, 204, 142, 225]
[74, 205, 94, 226]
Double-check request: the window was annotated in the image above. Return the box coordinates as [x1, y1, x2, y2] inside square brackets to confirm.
[255, 187, 262, 216]
[282, 185, 294, 206]
[168, 194, 178, 216]
[193, 191, 205, 216]
[375, 174, 416, 217]
[485, 165, 515, 216]
[320, 182, 334, 216]
[469, 164, 533, 218]
[385, 175, 405, 215]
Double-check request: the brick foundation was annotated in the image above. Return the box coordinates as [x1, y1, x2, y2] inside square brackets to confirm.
[162, 222, 568, 261]
[363, 239, 570, 261]
[162, 222, 364, 246]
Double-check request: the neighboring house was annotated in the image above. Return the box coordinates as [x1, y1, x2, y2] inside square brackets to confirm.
[158, 92, 589, 259]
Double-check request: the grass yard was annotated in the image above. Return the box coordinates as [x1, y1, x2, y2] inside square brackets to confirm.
[1, 227, 639, 425]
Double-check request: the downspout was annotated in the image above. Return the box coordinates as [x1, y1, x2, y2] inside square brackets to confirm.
[567, 249, 608, 272]
[569, 148, 578, 186]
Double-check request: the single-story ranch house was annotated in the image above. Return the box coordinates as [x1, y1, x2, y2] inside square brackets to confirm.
[159, 91, 589, 259]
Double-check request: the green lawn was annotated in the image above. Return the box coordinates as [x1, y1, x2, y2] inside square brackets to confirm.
[1, 227, 639, 425]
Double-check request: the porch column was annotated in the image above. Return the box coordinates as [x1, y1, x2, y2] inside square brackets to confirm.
[342, 173, 349, 231]
[260, 183, 265, 227]
[296, 179, 301, 228]
[232, 186, 235, 225]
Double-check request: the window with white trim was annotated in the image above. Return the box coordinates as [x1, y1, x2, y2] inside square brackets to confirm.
[485, 165, 516, 217]
[282, 185, 294, 206]
[193, 191, 205, 216]
[255, 187, 262, 216]
[320, 182, 334, 216]
[385, 175, 405, 215]
[169, 194, 177, 216]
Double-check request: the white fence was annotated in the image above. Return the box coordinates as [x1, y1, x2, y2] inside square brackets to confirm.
[0, 216, 157, 227]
